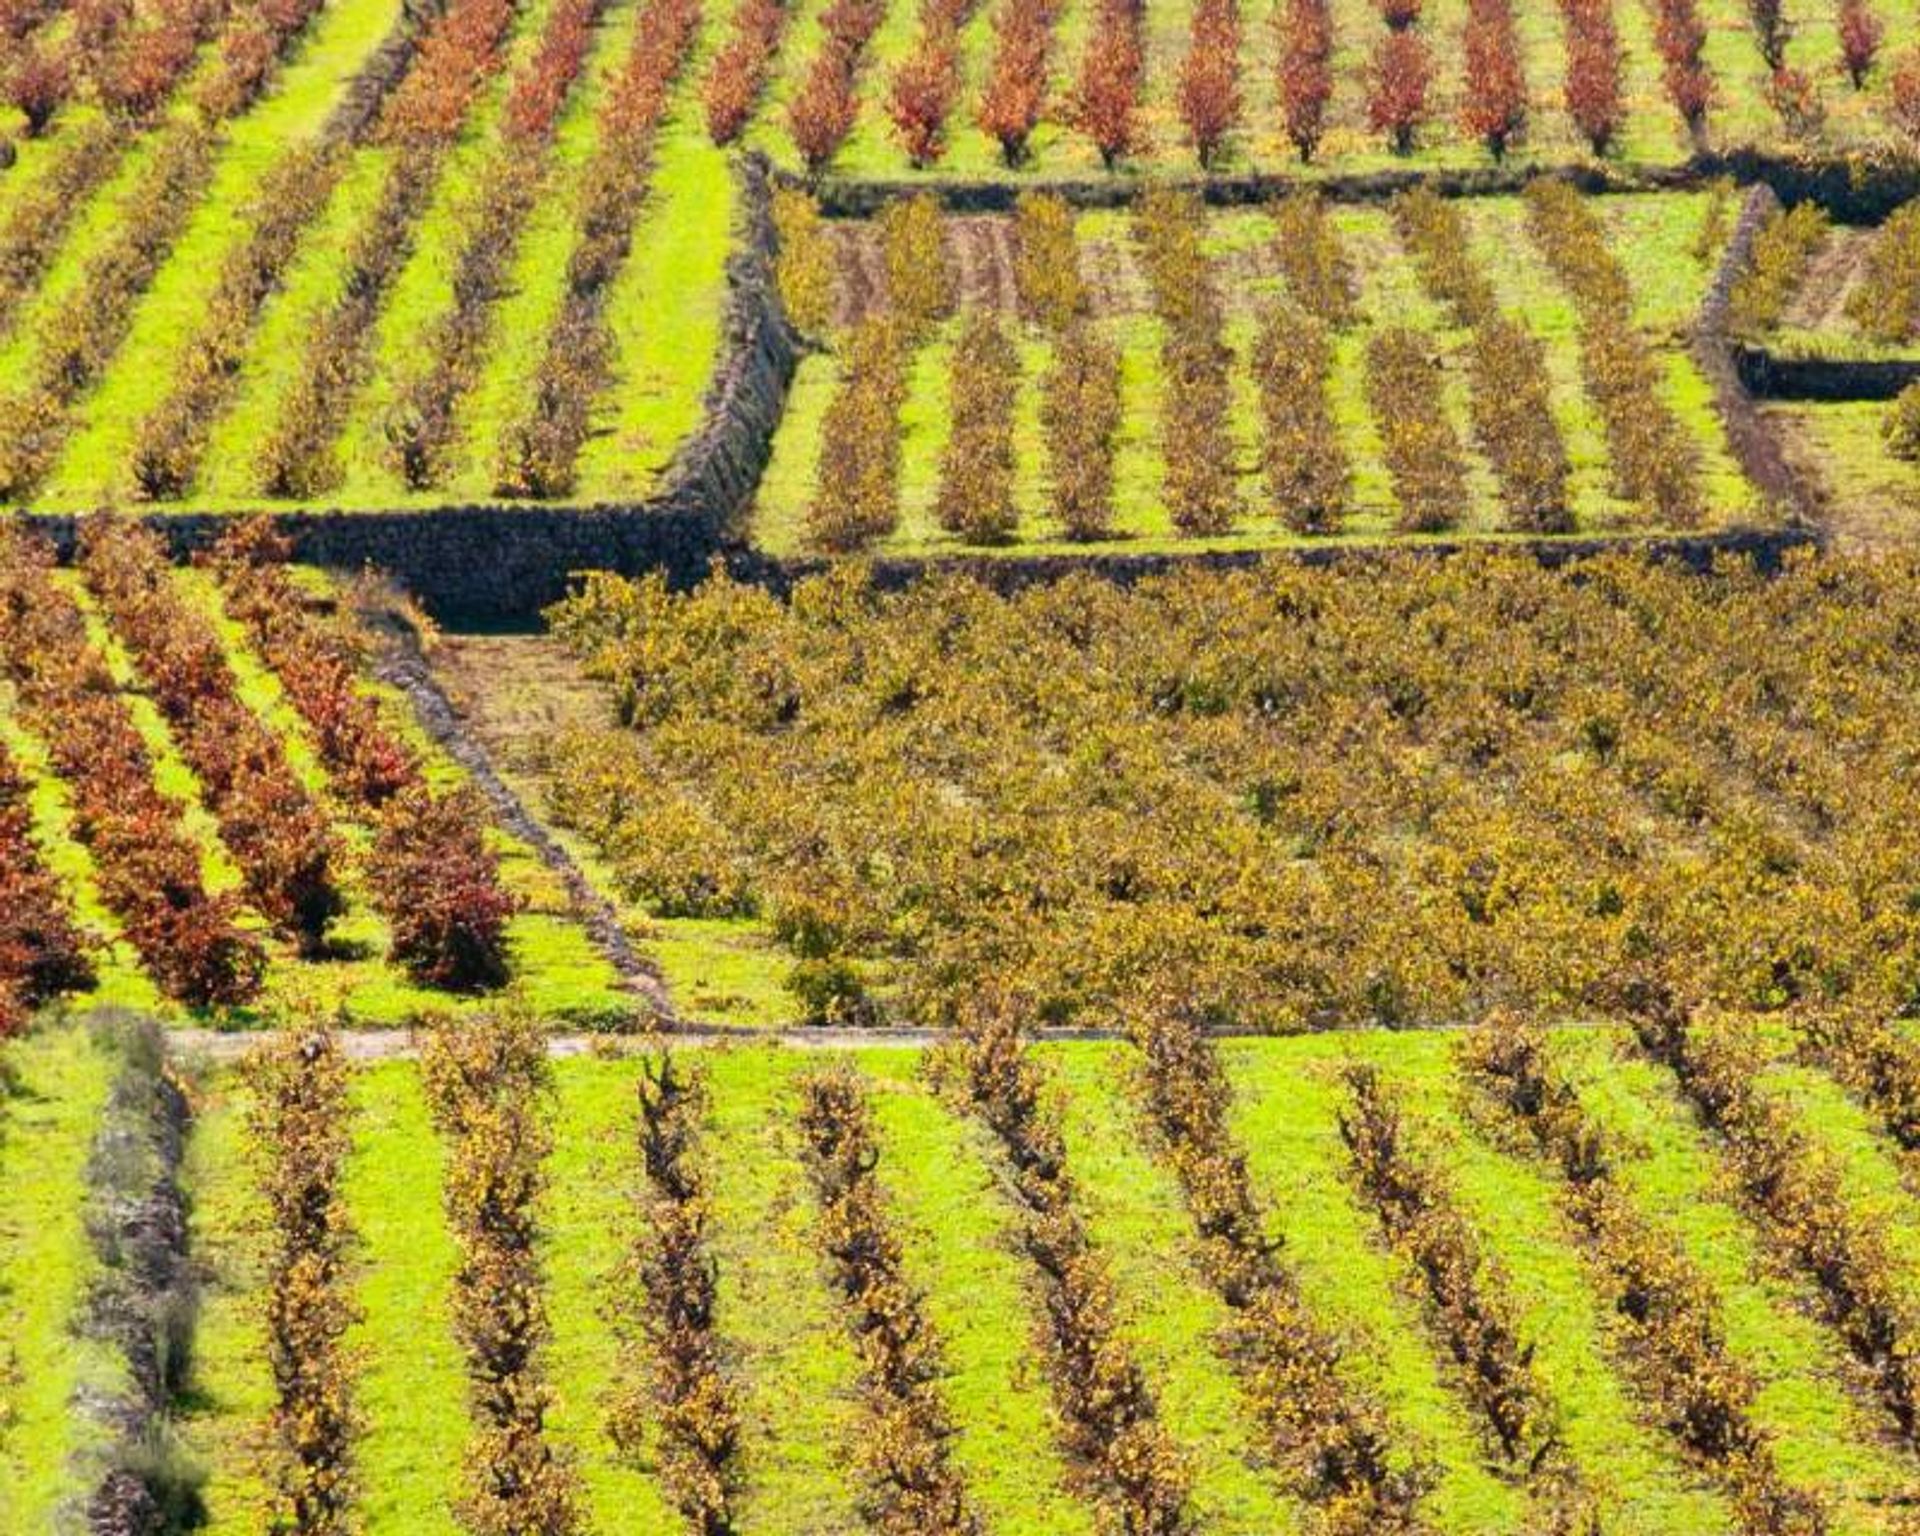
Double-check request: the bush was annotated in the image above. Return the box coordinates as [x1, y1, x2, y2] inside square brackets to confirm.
[369, 784, 520, 991]
[1459, 0, 1525, 157]
[1253, 304, 1348, 534]
[1561, 0, 1622, 153]
[1366, 327, 1467, 532]
[977, 0, 1056, 164]
[1042, 321, 1122, 540]
[1839, 0, 1881, 86]
[1884, 379, 1920, 459]
[1367, 29, 1432, 153]
[771, 184, 836, 337]
[1276, 0, 1333, 160]
[936, 311, 1021, 544]
[1070, 0, 1143, 167]
[888, 25, 960, 165]
[1178, 0, 1240, 167]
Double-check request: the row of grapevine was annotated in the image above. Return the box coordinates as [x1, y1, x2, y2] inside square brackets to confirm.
[608, 1054, 743, 1531]
[1136, 188, 1238, 535]
[1459, 1013, 1831, 1533]
[246, 1026, 361, 1536]
[1338, 1064, 1560, 1478]
[384, 0, 613, 490]
[0, 0, 332, 497]
[420, 1007, 583, 1535]
[494, 0, 702, 498]
[1015, 193, 1123, 542]
[78, 518, 344, 951]
[1124, 1006, 1428, 1533]
[0, 529, 265, 1005]
[0, 743, 94, 1036]
[798, 1068, 978, 1534]
[0, 121, 125, 340]
[1846, 198, 1920, 342]
[704, 0, 790, 142]
[788, 0, 887, 171]
[1365, 326, 1470, 533]
[4, 0, 210, 135]
[208, 520, 519, 990]
[1629, 991, 1920, 1445]
[805, 196, 948, 550]
[1524, 180, 1702, 526]
[937, 1001, 1191, 1533]
[886, 0, 981, 167]
[1395, 188, 1571, 532]
[1366, 0, 1433, 154]
[257, 0, 520, 498]
[131, 0, 439, 499]
[1727, 199, 1827, 335]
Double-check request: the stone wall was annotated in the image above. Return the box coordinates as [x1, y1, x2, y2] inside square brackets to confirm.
[1732, 347, 1920, 400]
[16, 154, 802, 624]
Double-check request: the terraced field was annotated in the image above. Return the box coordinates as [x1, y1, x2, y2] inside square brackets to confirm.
[0, 0, 734, 509]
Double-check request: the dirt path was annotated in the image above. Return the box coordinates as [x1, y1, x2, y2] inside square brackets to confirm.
[356, 596, 678, 1026]
[1781, 227, 1866, 334]
[945, 215, 1020, 313]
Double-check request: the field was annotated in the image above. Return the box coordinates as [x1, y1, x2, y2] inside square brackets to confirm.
[14, 545, 1920, 1534]
[20, 0, 1920, 1525]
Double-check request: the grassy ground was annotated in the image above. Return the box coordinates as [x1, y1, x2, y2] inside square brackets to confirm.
[750, 190, 1765, 557]
[120, 1028, 1920, 1533]
[0, 1020, 121, 1536]
[0, 569, 630, 1031]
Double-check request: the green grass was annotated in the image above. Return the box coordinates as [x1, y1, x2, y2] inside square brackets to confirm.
[42, 0, 406, 506]
[749, 191, 1767, 558]
[701, 1045, 866, 1532]
[0, 1020, 121, 1536]
[177, 1068, 274, 1536]
[149, 1030, 1920, 1531]
[343, 1061, 467, 1536]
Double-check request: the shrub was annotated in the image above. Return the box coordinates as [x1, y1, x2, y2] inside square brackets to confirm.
[703, 0, 787, 142]
[369, 784, 519, 991]
[1366, 327, 1467, 532]
[1178, 0, 1241, 167]
[1561, 0, 1622, 153]
[1368, 29, 1431, 153]
[1070, 0, 1143, 167]
[1766, 64, 1822, 138]
[1728, 201, 1827, 335]
[247, 1026, 359, 1536]
[771, 185, 836, 337]
[0, 745, 94, 1030]
[6, 41, 68, 133]
[807, 316, 909, 553]
[1892, 48, 1920, 141]
[1276, 0, 1333, 159]
[977, 0, 1056, 164]
[936, 311, 1021, 544]
[800, 1069, 979, 1534]
[421, 1007, 582, 1536]
[1459, 0, 1525, 158]
[888, 27, 960, 165]
[609, 1055, 741, 1533]
[1846, 199, 1920, 343]
[79, 518, 344, 952]
[0, 530, 264, 1008]
[1886, 379, 1920, 459]
[1272, 193, 1356, 326]
[1042, 321, 1122, 540]
[1013, 191, 1087, 329]
[1839, 0, 1881, 86]
[1253, 304, 1348, 534]
[880, 193, 953, 334]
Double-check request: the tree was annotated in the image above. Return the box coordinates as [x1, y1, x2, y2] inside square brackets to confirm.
[1277, 0, 1334, 161]
[1071, 0, 1143, 168]
[1368, 29, 1432, 153]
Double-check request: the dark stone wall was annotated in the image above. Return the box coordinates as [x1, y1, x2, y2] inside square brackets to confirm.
[1691, 183, 1819, 519]
[1733, 347, 1920, 400]
[15, 155, 803, 625]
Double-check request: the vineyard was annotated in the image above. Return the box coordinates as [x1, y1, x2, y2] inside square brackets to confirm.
[24, 0, 1920, 1525]
[754, 180, 1762, 552]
